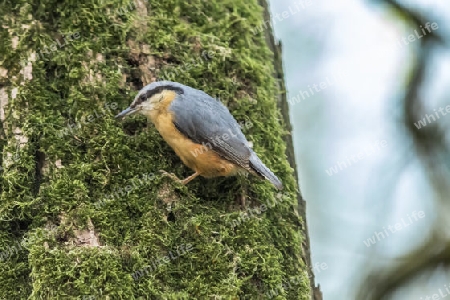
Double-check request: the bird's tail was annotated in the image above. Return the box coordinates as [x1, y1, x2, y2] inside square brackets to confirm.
[249, 152, 283, 190]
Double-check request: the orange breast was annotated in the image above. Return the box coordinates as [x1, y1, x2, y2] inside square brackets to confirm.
[148, 92, 240, 178]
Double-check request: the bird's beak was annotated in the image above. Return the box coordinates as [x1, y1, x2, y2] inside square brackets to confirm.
[115, 107, 138, 119]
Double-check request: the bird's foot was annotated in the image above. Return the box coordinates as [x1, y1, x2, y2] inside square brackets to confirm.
[159, 170, 182, 183]
[159, 170, 200, 186]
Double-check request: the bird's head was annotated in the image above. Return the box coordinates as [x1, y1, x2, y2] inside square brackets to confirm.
[115, 81, 185, 119]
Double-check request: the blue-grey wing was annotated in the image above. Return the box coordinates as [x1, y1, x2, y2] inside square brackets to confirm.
[169, 90, 251, 168]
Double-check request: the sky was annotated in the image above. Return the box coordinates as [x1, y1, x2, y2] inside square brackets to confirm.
[269, 0, 450, 299]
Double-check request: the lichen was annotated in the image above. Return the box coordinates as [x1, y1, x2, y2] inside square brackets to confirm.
[0, 0, 310, 299]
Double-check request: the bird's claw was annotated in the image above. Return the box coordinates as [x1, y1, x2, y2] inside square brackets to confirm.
[159, 170, 182, 182]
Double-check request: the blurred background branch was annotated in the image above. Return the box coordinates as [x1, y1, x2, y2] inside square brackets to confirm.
[359, 0, 450, 299]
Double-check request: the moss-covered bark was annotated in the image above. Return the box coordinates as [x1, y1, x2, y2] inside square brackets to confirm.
[0, 0, 311, 299]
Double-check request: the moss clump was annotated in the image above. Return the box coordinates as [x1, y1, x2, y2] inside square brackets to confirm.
[0, 0, 310, 299]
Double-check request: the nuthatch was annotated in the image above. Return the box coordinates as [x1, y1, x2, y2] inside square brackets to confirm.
[115, 81, 283, 190]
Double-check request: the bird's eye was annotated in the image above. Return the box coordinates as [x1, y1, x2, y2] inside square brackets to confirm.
[139, 95, 146, 102]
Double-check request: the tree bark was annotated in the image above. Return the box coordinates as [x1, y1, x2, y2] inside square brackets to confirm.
[0, 0, 314, 299]
[258, 1, 322, 298]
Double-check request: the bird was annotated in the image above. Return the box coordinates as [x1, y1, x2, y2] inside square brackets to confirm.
[115, 81, 283, 190]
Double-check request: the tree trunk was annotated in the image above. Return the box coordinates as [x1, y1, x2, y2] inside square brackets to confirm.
[0, 0, 314, 299]
[256, 2, 322, 298]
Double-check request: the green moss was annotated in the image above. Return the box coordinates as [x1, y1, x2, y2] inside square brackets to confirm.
[0, 0, 310, 299]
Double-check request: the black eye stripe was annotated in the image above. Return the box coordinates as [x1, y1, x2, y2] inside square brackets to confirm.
[145, 85, 184, 99]
[130, 85, 184, 108]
